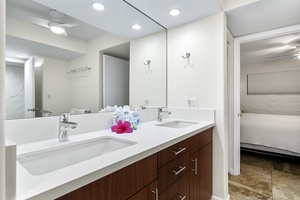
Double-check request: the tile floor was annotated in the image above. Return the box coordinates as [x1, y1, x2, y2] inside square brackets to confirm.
[229, 151, 300, 200]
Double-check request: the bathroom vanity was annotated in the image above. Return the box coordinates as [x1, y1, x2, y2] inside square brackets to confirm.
[6, 108, 215, 199]
[56, 128, 212, 200]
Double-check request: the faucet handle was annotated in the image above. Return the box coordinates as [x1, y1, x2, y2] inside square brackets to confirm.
[60, 113, 70, 122]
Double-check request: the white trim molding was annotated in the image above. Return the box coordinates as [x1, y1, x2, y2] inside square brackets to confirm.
[212, 193, 231, 200]
[0, 0, 6, 199]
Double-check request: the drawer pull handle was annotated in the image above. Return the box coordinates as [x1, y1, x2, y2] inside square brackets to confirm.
[178, 195, 187, 200]
[192, 158, 198, 175]
[172, 166, 186, 176]
[151, 188, 159, 200]
[172, 147, 186, 155]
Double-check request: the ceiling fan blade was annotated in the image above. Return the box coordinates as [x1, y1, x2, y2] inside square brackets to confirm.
[265, 54, 295, 59]
[25, 16, 51, 28]
[60, 23, 79, 28]
[286, 56, 298, 62]
[62, 30, 68, 37]
[288, 37, 300, 46]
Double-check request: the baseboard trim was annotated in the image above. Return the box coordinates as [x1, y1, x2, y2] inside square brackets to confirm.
[211, 193, 230, 200]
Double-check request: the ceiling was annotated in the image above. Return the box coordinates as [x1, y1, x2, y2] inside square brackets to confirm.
[226, 0, 300, 65]
[32, 0, 165, 40]
[125, 0, 222, 29]
[6, 0, 105, 41]
[226, 0, 300, 37]
[5, 0, 300, 66]
[241, 33, 300, 65]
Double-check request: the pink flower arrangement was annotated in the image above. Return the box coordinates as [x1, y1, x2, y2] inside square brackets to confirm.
[111, 120, 133, 134]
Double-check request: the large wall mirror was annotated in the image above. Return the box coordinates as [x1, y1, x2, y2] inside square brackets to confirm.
[5, 0, 166, 119]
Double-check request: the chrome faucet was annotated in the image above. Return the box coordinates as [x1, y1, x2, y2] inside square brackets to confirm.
[59, 113, 78, 142]
[157, 108, 171, 122]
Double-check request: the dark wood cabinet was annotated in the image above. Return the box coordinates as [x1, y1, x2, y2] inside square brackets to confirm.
[158, 139, 189, 168]
[158, 151, 189, 193]
[190, 128, 212, 155]
[159, 172, 189, 200]
[56, 154, 157, 200]
[128, 180, 158, 200]
[189, 129, 212, 200]
[56, 128, 213, 200]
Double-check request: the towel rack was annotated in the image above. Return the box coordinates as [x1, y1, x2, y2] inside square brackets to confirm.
[67, 66, 91, 74]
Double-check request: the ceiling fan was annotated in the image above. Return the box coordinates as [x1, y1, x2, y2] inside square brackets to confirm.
[26, 9, 79, 36]
[265, 46, 300, 61]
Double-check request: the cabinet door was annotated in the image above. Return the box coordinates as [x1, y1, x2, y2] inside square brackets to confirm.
[159, 173, 189, 200]
[56, 154, 157, 200]
[158, 139, 190, 168]
[190, 128, 212, 155]
[190, 143, 212, 200]
[158, 152, 189, 193]
[128, 180, 158, 200]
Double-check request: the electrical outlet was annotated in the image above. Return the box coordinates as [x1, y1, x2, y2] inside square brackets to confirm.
[190, 98, 198, 107]
[144, 98, 151, 106]
[187, 98, 198, 107]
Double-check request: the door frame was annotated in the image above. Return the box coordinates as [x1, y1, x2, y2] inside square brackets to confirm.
[24, 57, 35, 118]
[231, 24, 300, 175]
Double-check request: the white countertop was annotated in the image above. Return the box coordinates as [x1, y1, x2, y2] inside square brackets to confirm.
[16, 118, 215, 200]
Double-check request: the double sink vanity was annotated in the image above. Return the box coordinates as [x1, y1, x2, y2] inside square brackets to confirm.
[6, 108, 215, 200]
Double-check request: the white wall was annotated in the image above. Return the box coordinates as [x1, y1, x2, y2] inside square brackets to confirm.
[0, 0, 6, 198]
[43, 56, 70, 115]
[168, 13, 228, 199]
[5, 65, 24, 119]
[130, 31, 167, 108]
[224, 0, 260, 11]
[103, 55, 129, 107]
[241, 58, 300, 115]
[68, 32, 128, 112]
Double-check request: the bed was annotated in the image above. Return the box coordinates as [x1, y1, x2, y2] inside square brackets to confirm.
[240, 113, 300, 157]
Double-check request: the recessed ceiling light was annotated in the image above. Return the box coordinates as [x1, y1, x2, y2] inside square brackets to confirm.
[169, 8, 181, 16]
[298, 55, 300, 60]
[92, 2, 105, 11]
[132, 24, 141, 30]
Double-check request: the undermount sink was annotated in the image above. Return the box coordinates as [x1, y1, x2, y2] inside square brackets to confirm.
[156, 120, 199, 129]
[17, 136, 136, 176]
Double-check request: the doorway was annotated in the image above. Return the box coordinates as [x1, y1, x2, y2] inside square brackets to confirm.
[230, 24, 300, 175]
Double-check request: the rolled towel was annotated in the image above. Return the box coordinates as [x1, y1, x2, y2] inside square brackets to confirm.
[70, 108, 88, 114]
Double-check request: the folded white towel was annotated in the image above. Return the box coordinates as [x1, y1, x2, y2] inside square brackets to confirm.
[70, 108, 88, 114]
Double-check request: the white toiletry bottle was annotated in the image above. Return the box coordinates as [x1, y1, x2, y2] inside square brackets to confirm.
[133, 108, 140, 125]
[112, 114, 117, 125]
[123, 105, 130, 116]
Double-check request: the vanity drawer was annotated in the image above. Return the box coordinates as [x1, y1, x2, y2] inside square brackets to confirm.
[158, 139, 189, 168]
[158, 152, 189, 194]
[190, 128, 212, 154]
[159, 172, 189, 200]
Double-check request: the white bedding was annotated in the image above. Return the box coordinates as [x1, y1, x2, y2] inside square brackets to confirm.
[240, 113, 300, 154]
